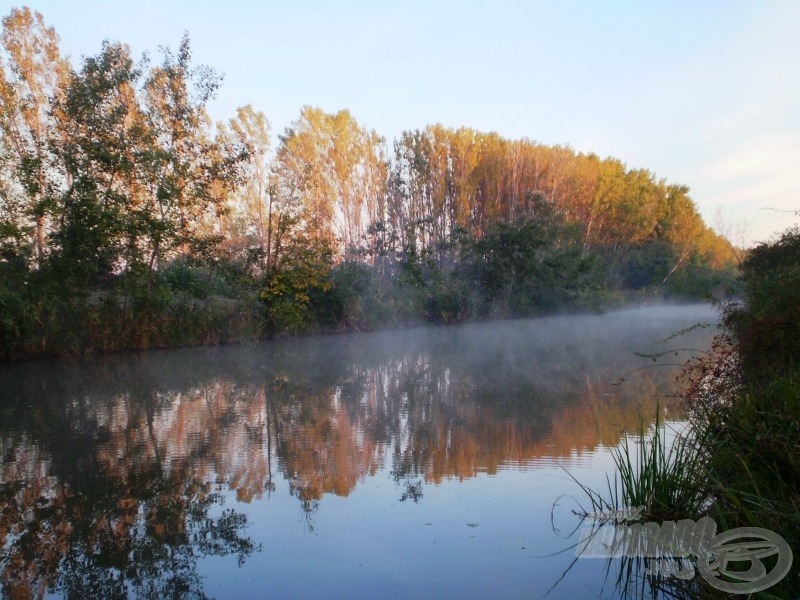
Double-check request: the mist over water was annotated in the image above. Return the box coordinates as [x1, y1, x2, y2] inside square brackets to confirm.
[0, 304, 718, 599]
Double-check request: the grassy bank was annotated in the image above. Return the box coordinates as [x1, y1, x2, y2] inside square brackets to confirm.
[579, 226, 800, 599]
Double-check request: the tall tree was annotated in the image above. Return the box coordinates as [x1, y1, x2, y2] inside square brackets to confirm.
[273, 106, 385, 254]
[52, 41, 149, 283]
[656, 185, 705, 284]
[0, 6, 68, 267]
[51, 35, 244, 285]
[222, 104, 305, 279]
[224, 104, 272, 250]
[142, 35, 240, 271]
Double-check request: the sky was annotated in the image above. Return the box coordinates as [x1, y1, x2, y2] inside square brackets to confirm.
[13, 0, 800, 245]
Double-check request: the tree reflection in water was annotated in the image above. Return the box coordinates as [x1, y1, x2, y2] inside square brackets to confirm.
[0, 455, 258, 599]
[0, 307, 716, 598]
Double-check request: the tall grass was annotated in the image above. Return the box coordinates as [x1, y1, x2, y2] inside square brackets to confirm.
[575, 375, 799, 599]
[612, 417, 710, 523]
[574, 410, 710, 524]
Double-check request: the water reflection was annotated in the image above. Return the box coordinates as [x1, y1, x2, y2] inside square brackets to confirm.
[0, 305, 716, 598]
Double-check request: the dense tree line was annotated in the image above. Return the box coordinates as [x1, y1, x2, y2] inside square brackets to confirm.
[0, 7, 737, 359]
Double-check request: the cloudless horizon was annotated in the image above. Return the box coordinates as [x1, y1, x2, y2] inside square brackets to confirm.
[16, 0, 800, 245]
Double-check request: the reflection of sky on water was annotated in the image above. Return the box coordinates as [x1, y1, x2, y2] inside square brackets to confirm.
[2, 304, 717, 599]
[198, 452, 624, 599]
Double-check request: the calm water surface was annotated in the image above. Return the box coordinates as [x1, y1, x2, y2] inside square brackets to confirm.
[0, 305, 718, 599]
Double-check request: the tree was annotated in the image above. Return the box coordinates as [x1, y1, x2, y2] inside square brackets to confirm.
[656, 185, 705, 285]
[272, 106, 386, 253]
[51, 41, 146, 284]
[223, 105, 272, 251]
[725, 226, 800, 379]
[142, 35, 242, 272]
[467, 209, 597, 315]
[713, 207, 750, 266]
[0, 6, 69, 267]
[50, 34, 244, 287]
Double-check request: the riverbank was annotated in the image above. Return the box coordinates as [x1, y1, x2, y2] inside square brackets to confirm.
[579, 226, 800, 599]
[0, 284, 715, 363]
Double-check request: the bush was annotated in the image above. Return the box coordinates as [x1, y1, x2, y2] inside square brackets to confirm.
[725, 226, 800, 380]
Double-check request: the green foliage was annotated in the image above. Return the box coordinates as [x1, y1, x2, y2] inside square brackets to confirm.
[329, 259, 378, 329]
[0, 221, 30, 282]
[612, 420, 710, 523]
[621, 240, 673, 289]
[725, 226, 800, 380]
[161, 260, 236, 299]
[467, 216, 601, 316]
[679, 228, 800, 596]
[682, 370, 800, 600]
[424, 274, 466, 324]
[259, 238, 336, 334]
[0, 259, 265, 360]
[740, 225, 800, 277]
[664, 260, 738, 300]
[576, 224, 800, 599]
[162, 262, 210, 298]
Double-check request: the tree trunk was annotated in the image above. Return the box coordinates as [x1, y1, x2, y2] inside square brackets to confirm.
[36, 214, 45, 267]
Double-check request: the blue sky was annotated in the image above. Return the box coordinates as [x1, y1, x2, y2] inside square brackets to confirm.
[17, 0, 800, 244]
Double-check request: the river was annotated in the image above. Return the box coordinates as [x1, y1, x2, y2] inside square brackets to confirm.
[0, 304, 718, 599]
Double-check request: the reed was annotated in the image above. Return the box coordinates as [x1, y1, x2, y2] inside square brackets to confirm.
[611, 414, 710, 523]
